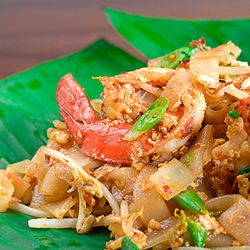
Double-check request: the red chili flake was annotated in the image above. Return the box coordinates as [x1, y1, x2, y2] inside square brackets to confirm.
[189, 37, 206, 48]
[200, 37, 206, 44]
[163, 185, 172, 195]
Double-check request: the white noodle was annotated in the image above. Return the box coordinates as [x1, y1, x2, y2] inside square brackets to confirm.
[100, 182, 120, 215]
[136, 67, 173, 97]
[241, 77, 250, 89]
[7, 159, 31, 174]
[25, 146, 46, 180]
[9, 202, 52, 218]
[137, 81, 162, 97]
[41, 147, 103, 198]
[28, 218, 77, 228]
[42, 147, 120, 215]
[120, 200, 129, 218]
[76, 184, 95, 234]
[221, 84, 249, 99]
[93, 214, 121, 227]
[219, 66, 250, 75]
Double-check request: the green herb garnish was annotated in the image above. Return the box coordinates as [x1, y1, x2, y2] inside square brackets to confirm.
[183, 153, 191, 168]
[229, 51, 235, 56]
[125, 97, 169, 140]
[186, 218, 208, 247]
[174, 189, 207, 214]
[158, 46, 197, 69]
[238, 166, 250, 175]
[229, 109, 240, 118]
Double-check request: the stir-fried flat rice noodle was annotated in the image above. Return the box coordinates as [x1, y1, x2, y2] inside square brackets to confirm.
[1, 39, 250, 249]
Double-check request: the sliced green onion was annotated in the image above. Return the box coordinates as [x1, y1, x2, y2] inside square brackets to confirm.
[175, 209, 207, 247]
[122, 236, 140, 250]
[229, 109, 240, 118]
[158, 46, 197, 69]
[229, 51, 235, 56]
[173, 189, 207, 214]
[125, 97, 169, 141]
[183, 153, 191, 168]
[186, 218, 208, 247]
[238, 166, 250, 175]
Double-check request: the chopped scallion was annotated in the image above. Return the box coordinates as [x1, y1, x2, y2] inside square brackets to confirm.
[183, 153, 191, 168]
[229, 109, 240, 118]
[186, 218, 208, 247]
[124, 97, 169, 141]
[158, 46, 197, 69]
[175, 209, 207, 247]
[173, 189, 207, 214]
[238, 166, 250, 175]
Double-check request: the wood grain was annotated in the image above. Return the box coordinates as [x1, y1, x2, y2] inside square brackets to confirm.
[1, 0, 250, 78]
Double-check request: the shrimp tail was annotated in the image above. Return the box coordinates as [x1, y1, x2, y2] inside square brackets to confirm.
[56, 74, 133, 165]
[57, 73, 96, 122]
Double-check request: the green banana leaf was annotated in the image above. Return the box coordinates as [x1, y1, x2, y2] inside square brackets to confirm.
[0, 39, 144, 249]
[1, 7, 250, 249]
[0, 39, 144, 168]
[105, 8, 250, 62]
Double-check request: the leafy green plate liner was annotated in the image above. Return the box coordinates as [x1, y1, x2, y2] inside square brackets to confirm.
[1, 8, 250, 249]
[0, 39, 144, 249]
[105, 8, 250, 62]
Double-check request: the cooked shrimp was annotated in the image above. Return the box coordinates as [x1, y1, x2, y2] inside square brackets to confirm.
[56, 74, 133, 165]
[99, 67, 174, 122]
[56, 69, 206, 165]
[101, 67, 206, 156]
[155, 68, 207, 154]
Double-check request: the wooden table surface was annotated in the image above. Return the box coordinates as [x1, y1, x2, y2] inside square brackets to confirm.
[1, 0, 250, 78]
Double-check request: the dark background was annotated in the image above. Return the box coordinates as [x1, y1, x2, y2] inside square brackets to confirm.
[1, 0, 250, 78]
